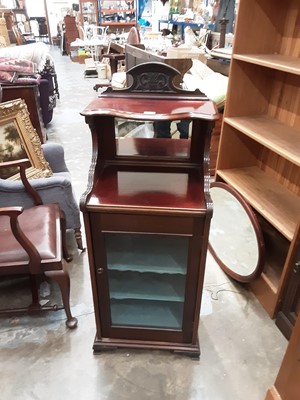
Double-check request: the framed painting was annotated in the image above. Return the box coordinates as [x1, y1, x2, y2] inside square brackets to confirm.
[0, 98, 52, 180]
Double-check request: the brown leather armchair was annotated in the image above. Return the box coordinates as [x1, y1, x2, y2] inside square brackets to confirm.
[0, 159, 78, 329]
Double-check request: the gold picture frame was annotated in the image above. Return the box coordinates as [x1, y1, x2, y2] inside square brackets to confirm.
[0, 98, 52, 180]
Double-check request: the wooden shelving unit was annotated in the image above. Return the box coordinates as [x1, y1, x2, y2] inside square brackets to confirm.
[79, 0, 99, 25]
[215, 0, 300, 318]
[78, 1, 136, 32]
[98, 0, 136, 31]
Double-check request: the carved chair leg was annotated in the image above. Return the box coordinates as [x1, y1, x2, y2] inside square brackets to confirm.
[28, 275, 42, 311]
[59, 210, 73, 262]
[45, 267, 78, 329]
[74, 228, 85, 251]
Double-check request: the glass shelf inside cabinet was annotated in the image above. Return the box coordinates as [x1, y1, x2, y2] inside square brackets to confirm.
[105, 233, 188, 329]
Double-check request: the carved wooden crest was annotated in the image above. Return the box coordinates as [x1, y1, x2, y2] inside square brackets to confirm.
[102, 62, 206, 99]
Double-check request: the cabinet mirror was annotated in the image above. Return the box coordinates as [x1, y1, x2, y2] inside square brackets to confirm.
[208, 182, 265, 282]
[115, 119, 191, 158]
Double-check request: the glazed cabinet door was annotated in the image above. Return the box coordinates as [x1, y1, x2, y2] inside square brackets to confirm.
[90, 213, 206, 344]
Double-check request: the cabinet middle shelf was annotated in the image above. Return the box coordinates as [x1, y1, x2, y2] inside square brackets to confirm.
[108, 270, 186, 302]
[87, 165, 206, 214]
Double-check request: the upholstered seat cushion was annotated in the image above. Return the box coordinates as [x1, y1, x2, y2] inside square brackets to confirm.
[0, 204, 61, 272]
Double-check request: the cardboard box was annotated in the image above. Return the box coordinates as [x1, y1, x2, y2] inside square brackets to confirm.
[166, 47, 207, 63]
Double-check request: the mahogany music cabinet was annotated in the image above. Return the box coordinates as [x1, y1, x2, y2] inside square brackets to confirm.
[80, 63, 218, 357]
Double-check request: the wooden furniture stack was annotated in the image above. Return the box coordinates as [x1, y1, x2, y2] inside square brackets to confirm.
[0, 8, 12, 45]
[0, 1, 30, 44]
[63, 15, 79, 55]
[215, 0, 300, 322]
[80, 63, 218, 357]
[125, 44, 193, 92]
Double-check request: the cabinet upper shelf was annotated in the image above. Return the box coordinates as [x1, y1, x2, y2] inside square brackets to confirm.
[106, 233, 188, 275]
[87, 166, 207, 214]
[233, 54, 300, 75]
[81, 97, 217, 121]
[225, 116, 300, 166]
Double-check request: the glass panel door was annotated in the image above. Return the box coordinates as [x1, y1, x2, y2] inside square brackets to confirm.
[105, 233, 189, 329]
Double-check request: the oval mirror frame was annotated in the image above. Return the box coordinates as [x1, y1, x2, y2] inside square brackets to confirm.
[208, 182, 265, 283]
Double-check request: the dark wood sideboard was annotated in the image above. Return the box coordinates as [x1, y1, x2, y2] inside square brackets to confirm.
[2, 83, 46, 143]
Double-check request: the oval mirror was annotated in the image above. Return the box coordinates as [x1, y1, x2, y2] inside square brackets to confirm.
[208, 182, 265, 283]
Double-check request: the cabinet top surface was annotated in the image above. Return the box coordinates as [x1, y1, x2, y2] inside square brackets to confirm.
[81, 96, 218, 121]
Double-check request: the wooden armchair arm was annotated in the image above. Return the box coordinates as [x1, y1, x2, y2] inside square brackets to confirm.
[0, 159, 43, 205]
[0, 205, 41, 274]
[0, 205, 23, 216]
[0, 205, 23, 217]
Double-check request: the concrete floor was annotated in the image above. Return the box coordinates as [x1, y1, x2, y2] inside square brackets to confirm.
[0, 46, 288, 400]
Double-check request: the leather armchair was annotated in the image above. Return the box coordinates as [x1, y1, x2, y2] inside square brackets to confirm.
[0, 158, 78, 329]
[0, 141, 83, 250]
